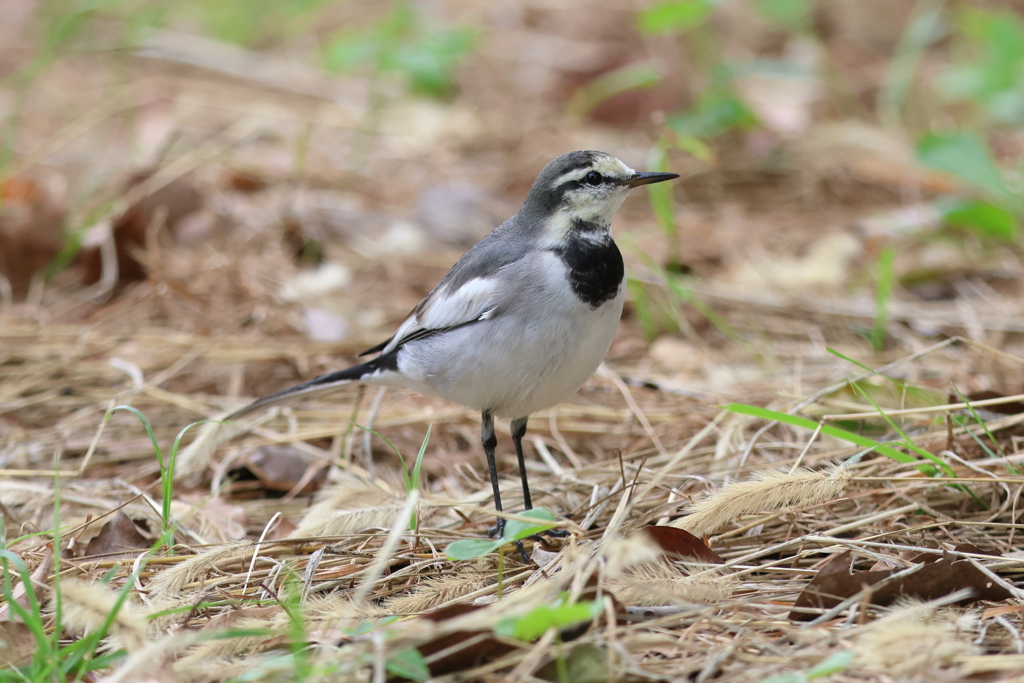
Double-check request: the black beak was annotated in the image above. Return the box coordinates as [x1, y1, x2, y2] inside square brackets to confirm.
[620, 171, 680, 188]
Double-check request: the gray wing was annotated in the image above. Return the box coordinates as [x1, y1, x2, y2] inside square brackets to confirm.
[361, 217, 535, 357]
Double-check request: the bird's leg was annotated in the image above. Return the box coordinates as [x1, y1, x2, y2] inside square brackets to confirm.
[512, 416, 570, 540]
[483, 411, 529, 562]
[482, 410, 504, 538]
[510, 417, 532, 510]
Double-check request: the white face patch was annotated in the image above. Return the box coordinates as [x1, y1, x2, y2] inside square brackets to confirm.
[540, 153, 640, 246]
[552, 155, 635, 187]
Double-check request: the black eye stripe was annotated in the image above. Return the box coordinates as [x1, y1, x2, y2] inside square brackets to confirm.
[558, 171, 613, 191]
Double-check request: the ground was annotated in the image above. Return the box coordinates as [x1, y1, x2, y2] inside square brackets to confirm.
[2, 1, 1024, 681]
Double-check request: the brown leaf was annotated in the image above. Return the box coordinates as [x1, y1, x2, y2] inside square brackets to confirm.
[174, 495, 249, 542]
[240, 445, 328, 494]
[964, 391, 1024, 416]
[414, 603, 517, 678]
[0, 621, 36, 667]
[644, 526, 724, 564]
[0, 177, 66, 299]
[790, 549, 1013, 621]
[79, 175, 203, 285]
[225, 169, 268, 193]
[81, 511, 152, 559]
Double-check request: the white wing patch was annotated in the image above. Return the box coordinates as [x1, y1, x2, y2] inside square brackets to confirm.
[382, 277, 499, 354]
[420, 277, 499, 329]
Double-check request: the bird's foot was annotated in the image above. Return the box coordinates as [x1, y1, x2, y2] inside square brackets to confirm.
[487, 517, 506, 539]
[486, 518, 531, 563]
[513, 540, 530, 563]
[539, 528, 571, 538]
[537, 512, 575, 539]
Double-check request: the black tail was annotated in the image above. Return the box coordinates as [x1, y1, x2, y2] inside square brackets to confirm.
[228, 353, 397, 419]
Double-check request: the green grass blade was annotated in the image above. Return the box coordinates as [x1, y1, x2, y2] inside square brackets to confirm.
[871, 246, 895, 352]
[845, 382, 955, 476]
[411, 424, 431, 493]
[354, 423, 409, 487]
[951, 384, 1007, 460]
[0, 551, 50, 659]
[723, 403, 922, 467]
[106, 406, 163, 471]
[825, 347, 948, 409]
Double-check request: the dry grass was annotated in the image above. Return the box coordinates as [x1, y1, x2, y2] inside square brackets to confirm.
[4, 1, 1024, 680]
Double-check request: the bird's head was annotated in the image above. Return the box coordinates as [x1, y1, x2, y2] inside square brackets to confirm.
[521, 150, 678, 242]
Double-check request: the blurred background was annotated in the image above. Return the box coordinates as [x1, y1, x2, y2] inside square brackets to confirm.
[6, 4, 1024, 678]
[4, 0, 1024, 493]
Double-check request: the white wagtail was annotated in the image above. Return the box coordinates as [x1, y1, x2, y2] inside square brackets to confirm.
[225, 150, 678, 538]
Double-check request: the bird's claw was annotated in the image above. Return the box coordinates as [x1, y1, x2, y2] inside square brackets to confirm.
[540, 528, 571, 538]
[513, 540, 530, 563]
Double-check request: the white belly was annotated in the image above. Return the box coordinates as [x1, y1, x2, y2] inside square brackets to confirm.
[392, 255, 625, 418]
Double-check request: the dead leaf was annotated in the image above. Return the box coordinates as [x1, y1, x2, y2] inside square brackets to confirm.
[0, 177, 66, 299]
[798, 121, 956, 193]
[82, 511, 152, 559]
[644, 526, 724, 564]
[530, 546, 560, 569]
[174, 495, 249, 542]
[535, 643, 609, 683]
[225, 169, 268, 193]
[240, 445, 328, 494]
[79, 174, 203, 285]
[0, 621, 36, 667]
[964, 391, 1024, 416]
[415, 603, 517, 677]
[790, 548, 1013, 621]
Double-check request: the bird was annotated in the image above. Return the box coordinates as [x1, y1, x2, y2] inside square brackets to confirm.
[221, 150, 678, 542]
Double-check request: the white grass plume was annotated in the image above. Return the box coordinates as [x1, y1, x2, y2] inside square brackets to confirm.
[670, 466, 851, 538]
[174, 413, 236, 480]
[96, 632, 201, 683]
[175, 597, 385, 675]
[59, 578, 147, 652]
[602, 533, 735, 606]
[601, 533, 663, 578]
[288, 479, 409, 539]
[609, 561, 736, 606]
[174, 409, 275, 480]
[174, 612, 287, 670]
[385, 561, 495, 614]
[853, 600, 980, 676]
[148, 542, 257, 601]
[304, 592, 387, 623]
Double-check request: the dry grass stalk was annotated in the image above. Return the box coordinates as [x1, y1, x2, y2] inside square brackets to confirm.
[288, 479, 409, 538]
[304, 591, 387, 624]
[174, 655, 307, 683]
[174, 413, 259, 480]
[602, 532, 735, 606]
[385, 560, 496, 614]
[96, 631, 202, 683]
[174, 613, 289, 671]
[600, 533, 663, 577]
[147, 542, 257, 600]
[608, 561, 737, 607]
[59, 578, 147, 652]
[170, 497, 248, 544]
[853, 600, 981, 677]
[670, 466, 851, 537]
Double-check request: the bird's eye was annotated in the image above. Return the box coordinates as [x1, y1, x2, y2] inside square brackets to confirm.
[583, 171, 603, 186]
